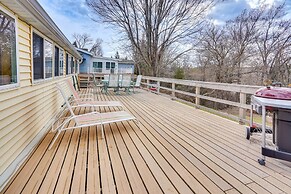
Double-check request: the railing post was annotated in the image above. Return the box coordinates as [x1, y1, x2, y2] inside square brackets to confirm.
[172, 83, 175, 97]
[195, 86, 200, 106]
[147, 79, 150, 90]
[239, 92, 247, 124]
[157, 81, 160, 94]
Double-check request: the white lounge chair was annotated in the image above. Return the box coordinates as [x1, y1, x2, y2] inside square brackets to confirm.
[49, 84, 139, 150]
[66, 79, 123, 109]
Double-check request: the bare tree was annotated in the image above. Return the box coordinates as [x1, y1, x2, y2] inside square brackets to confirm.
[90, 38, 103, 56]
[86, 0, 219, 76]
[225, 8, 263, 83]
[254, 4, 291, 83]
[196, 3, 291, 86]
[73, 33, 103, 56]
[72, 33, 93, 49]
[198, 24, 232, 82]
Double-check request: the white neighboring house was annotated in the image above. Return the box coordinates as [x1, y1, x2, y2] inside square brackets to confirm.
[77, 48, 134, 74]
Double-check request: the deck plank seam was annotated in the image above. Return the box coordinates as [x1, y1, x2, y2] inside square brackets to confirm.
[108, 92, 209, 193]
[117, 92, 234, 192]
[118, 91, 259, 193]
[101, 90, 146, 194]
[105, 91, 179, 194]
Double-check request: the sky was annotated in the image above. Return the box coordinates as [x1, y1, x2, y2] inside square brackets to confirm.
[38, 0, 291, 58]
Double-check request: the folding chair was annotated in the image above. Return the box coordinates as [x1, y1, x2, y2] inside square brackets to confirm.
[106, 74, 119, 94]
[120, 74, 132, 94]
[131, 75, 142, 93]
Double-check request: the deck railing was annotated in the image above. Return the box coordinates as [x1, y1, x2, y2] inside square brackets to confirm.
[141, 76, 262, 124]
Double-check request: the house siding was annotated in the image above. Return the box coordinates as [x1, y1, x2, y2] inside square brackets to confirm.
[0, 5, 74, 189]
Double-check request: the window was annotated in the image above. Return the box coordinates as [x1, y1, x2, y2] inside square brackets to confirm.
[33, 33, 53, 80]
[33, 33, 44, 80]
[106, 62, 110, 70]
[70, 56, 74, 74]
[66, 53, 69, 75]
[54, 46, 59, 76]
[66, 54, 73, 75]
[93, 62, 102, 68]
[75, 59, 78, 73]
[59, 49, 64, 75]
[44, 40, 53, 78]
[111, 62, 115, 69]
[93, 62, 102, 72]
[0, 10, 17, 87]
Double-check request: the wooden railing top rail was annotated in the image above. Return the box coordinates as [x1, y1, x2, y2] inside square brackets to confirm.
[142, 76, 262, 94]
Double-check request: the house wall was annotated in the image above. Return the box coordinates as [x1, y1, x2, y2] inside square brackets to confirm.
[118, 64, 134, 74]
[91, 58, 118, 74]
[0, 5, 75, 189]
[79, 52, 91, 73]
[78, 50, 120, 74]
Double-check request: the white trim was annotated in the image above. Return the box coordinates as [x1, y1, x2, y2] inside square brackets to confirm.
[0, 4, 20, 91]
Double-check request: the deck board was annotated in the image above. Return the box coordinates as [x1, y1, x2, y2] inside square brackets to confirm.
[2, 88, 291, 194]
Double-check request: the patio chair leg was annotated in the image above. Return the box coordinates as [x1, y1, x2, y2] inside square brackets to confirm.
[126, 87, 130, 94]
[115, 88, 120, 95]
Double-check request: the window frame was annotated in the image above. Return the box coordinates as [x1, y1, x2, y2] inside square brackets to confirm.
[75, 59, 78, 74]
[59, 48, 64, 76]
[31, 29, 54, 83]
[65, 53, 69, 75]
[111, 62, 116, 69]
[71, 56, 74, 74]
[54, 46, 60, 77]
[106, 62, 110, 70]
[0, 5, 19, 91]
[44, 39, 53, 79]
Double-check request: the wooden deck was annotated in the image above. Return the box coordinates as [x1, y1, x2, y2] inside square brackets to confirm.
[3, 89, 291, 194]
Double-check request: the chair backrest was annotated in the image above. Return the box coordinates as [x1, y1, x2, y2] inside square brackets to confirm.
[56, 84, 76, 117]
[108, 74, 119, 87]
[104, 74, 109, 81]
[66, 79, 81, 101]
[135, 75, 142, 87]
[121, 74, 131, 87]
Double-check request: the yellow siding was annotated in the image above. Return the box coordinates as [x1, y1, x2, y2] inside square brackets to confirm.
[0, 12, 73, 179]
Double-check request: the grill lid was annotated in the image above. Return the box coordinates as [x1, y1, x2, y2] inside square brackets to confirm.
[255, 87, 291, 100]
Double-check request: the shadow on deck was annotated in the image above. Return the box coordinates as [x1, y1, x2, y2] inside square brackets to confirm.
[3, 89, 291, 194]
